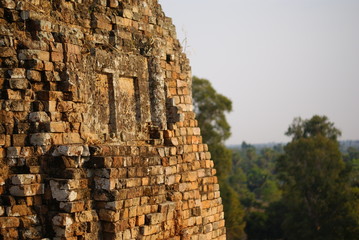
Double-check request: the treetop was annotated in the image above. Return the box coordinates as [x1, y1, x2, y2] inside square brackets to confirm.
[286, 115, 341, 141]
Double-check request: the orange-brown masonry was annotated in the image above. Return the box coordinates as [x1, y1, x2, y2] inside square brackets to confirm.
[0, 0, 226, 239]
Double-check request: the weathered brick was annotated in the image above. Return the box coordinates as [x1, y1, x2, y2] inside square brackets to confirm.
[63, 133, 82, 144]
[0, 217, 20, 228]
[126, 178, 142, 188]
[36, 90, 63, 100]
[51, 51, 64, 62]
[6, 89, 21, 100]
[99, 209, 119, 222]
[140, 224, 161, 236]
[30, 133, 51, 146]
[9, 184, 44, 196]
[115, 16, 132, 27]
[52, 145, 85, 156]
[0, 134, 5, 146]
[145, 213, 163, 225]
[46, 122, 66, 133]
[52, 213, 74, 226]
[0, 47, 16, 57]
[94, 177, 117, 190]
[108, 0, 118, 8]
[7, 68, 26, 78]
[182, 171, 198, 182]
[49, 180, 79, 201]
[50, 42, 64, 52]
[6, 205, 33, 217]
[0, 206, 4, 216]
[18, 49, 50, 61]
[64, 43, 81, 55]
[75, 210, 98, 223]
[59, 201, 85, 213]
[8, 78, 28, 90]
[32, 19, 52, 31]
[12, 134, 27, 146]
[26, 70, 41, 81]
[11, 174, 40, 185]
[123, 9, 133, 19]
[6, 146, 21, 158]
[93, 14, 112, 31]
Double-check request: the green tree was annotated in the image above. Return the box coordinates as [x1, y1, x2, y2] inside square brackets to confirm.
[229, 152, 256, 208]
[244, 211, 268, 240]
[231, 144, 282, 209]
[245, 200, 287, 240]
[192, 76, 232, 145]
[192, 76, 246, 239]
[277, 115, 359, 240]
[343, 147, 359, 162]
[343, 147, 359, 188]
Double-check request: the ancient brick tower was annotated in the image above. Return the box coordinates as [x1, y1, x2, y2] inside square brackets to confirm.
[0, 0, 226, 239]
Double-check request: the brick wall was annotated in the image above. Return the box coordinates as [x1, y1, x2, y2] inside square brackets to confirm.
[0, 0, 226, 239]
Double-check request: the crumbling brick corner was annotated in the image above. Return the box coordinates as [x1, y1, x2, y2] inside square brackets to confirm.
[0, 0, 226, 239]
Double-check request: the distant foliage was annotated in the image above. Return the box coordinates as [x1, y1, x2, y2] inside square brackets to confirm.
[192, 76, 232, 145]
[277, 115, 359, 240]
[230, 142, 283, 208]
[230, 143, 284, 240]
[192, 78, 359, 240]
[230, 116, 359, 240]
[286, 115, 341, 141]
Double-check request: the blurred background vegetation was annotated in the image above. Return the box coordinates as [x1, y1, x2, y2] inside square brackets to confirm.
[192, 76, 359, 240]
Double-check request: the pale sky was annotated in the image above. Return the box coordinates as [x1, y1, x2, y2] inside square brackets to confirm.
[159, 0, 359, 144]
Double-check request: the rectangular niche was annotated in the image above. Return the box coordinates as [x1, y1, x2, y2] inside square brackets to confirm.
[109, 77, 141, 140]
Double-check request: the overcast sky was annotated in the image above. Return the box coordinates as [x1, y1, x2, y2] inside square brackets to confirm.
[159, 0, 359, 144]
